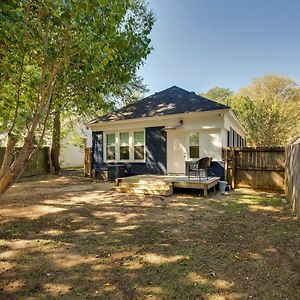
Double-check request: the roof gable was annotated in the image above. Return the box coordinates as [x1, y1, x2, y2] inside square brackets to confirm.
[92, 86, 229, 123]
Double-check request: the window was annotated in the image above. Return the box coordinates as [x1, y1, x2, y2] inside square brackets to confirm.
[120, 132, 129, 160]
[106, 133, 115, 160]
[229, 127, 233, 147]
[242, 137, 246, 147]
[104, 130, 145, 162]
[227, 130, 230, 147]
[134, 131, 145, 160]
[233, 130, 236, 147]
[189, 133, 200, 159]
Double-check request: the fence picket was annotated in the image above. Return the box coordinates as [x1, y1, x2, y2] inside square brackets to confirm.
[285, 139, 300, 220]
[0, 147, 50, 177]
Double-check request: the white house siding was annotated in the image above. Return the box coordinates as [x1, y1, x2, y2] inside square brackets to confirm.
[167, 128, 223, 174]
[224, 113, 245, 137]
[221, 128, 229, 148]
[60, 123, 92, 168]
[171, 113, 224, 173]
[167, 130, 186, 173]
[199, 129, 222, 160]
[60, 144, 84, 168]
[224, 112, 247, 147]
[91, 110, 226, 132]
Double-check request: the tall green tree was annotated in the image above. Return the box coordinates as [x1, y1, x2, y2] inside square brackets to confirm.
[228, 74, 300, 146]
[0, 0, 154, 194]
[50, 74, 148, 174]
[201, 86, 233, 103]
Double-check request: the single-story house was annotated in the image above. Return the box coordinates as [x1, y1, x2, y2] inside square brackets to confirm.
[88, 86, 246, 178]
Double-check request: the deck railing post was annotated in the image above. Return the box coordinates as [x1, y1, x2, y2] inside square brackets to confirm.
[232, 148, 236, 189]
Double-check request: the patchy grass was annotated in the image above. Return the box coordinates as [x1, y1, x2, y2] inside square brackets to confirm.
[0, 176, 299, 299]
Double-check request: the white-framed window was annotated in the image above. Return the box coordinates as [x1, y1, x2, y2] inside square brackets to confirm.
[133, 131, 145, 160]
[106, 133, 116, 160]
[104, 130, 145, 162]
[120, 132, 130, 160]
[189, 133, 200, 159]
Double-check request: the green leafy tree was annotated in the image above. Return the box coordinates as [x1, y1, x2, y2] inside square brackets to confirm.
[228, 74, 300, 146]
[201, 86, 233, 103]
[0, 0, 154, 194]
[115, 75, 149, 106]
[50, 74, 148, 174]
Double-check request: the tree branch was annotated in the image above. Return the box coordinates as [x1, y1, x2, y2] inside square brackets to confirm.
[0, 135, 18, 181]
[8, 52, 26, 135]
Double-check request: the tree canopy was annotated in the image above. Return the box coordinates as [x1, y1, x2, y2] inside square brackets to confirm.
[233, 74, 300, 146]
[0, 0, 154, 194]
[201, 86, 233, 103]
[202, 75, 300, 147]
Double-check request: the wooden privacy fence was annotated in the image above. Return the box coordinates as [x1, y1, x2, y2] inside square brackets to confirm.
[285, 138, 300, 219]
[0, 147, 51, 177]
[222, 147, 285, 191]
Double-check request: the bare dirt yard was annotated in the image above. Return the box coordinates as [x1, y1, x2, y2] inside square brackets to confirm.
[0, 175, 299, 300]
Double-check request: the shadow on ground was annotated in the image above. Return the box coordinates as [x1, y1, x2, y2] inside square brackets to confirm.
[0, 175, 299, 299]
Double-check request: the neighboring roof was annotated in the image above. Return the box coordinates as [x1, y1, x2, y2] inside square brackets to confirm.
[91, 86, 230, 123]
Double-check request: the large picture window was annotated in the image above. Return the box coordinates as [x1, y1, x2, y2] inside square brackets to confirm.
[189, 133, 200, 159]
[104, 130, 145, 162]
[106, 133, 116, 160]
[120, 132, 129, 160]
[134, 131, 145, 160]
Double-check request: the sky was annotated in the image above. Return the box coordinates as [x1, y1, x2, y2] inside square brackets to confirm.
[138, 0, 300, 95]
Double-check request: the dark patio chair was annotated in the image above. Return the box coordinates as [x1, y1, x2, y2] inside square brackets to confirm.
[188, 157, 213, 180]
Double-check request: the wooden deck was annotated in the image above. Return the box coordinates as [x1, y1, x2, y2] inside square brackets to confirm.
[115, 175, 220, 197]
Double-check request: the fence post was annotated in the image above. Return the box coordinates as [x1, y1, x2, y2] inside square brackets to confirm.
[223, 148, 228, 182]
[84, 147, 92, 177]
[231, 148, 236, 189]
[285, 139, 300, 220]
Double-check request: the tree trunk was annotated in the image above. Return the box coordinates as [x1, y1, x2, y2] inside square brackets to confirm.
[0, 137, 35, 195]
[51, 109, 61, 175]
[0, 62, 61, 196]
[0, 103, 44, 195]
[0, 135, 18, 181]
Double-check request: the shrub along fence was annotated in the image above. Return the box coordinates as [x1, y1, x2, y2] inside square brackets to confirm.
[0, 147, 51, 177]
[222, 147, 285, 191]
[285, 138, 300, 220]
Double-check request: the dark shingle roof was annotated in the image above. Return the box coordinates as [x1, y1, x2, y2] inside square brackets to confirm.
[92, 86, 229, 123]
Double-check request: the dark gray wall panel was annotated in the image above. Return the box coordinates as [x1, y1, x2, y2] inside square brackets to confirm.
[124, 162, 147, 175]
[92, 131, 104, 171]
[91, 127, 167, 176]
[145, 126, 167, 174]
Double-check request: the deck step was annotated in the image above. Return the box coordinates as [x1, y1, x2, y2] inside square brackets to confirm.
[118, 182, 172, 190]
[117, 178, 172, 186]
[113, 186, 173, 196]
